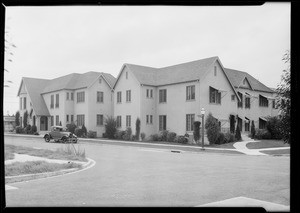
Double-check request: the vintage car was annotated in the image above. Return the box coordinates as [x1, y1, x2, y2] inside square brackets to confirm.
[44, 126, 78, 143]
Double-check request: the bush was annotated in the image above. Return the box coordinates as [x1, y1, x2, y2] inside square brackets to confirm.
[266, 116, 282, 139]
[150, 134, 159, 141]
[87, 131, 97, 138]
[159, 130, 169, 142]
[75, 127, 84, 137]
[66, 122, 77, 134]
[30, 125, 37, 134]
[216, 132, 225, 144]
[193, 121, 201, 142]
[15, 111, 20, 126]
[25, 124, 31, 134]
[175, 135, 188, 144]
[141, 132, 146, 141]
[23, 110, 28, 128]
[16, 126, 24, 134]
[122, 127, 132, 141]
[224, 131, 236, 143]
[250, 120, 256, 139]
[115, 130, 126, 140]
[81, 124, 87, 137]
[135, 118, 141, 141]
[205, 113, 220, 144]
[167, 132, 177, 142]
[33, 132, 39, 135]
[235, 125, 242, 141]
[105, 116, 117, 139]
[255, 129, 272, 140]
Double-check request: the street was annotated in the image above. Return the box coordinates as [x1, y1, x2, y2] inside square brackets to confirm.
[5, 135, 290, 207]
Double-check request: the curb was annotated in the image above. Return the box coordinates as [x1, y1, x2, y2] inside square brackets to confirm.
[5, 157, 95, 184]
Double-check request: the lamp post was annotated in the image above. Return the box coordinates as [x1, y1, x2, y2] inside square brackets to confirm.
[201, 108, 205, 150]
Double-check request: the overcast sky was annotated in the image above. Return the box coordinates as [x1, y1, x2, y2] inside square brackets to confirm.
[4, 3, 290, 115]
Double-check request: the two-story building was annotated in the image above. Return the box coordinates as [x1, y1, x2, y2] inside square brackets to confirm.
[17, 71, 116, 137]
[113, 56, 278, 138]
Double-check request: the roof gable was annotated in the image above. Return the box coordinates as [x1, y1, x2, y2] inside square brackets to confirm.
[238, 77, 253, 90]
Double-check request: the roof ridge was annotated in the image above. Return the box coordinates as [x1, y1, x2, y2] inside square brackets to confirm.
[159, 56, 218, 69]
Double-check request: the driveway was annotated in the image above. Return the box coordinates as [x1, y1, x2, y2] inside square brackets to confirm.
[5, 135, 290, 207]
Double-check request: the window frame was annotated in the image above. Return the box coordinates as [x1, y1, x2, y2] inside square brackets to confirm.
[186, 85, 195, 101]
[96, 114, 104, 126]
[77, 91, 85, 103]
[97, 91, 104, 103]
[159, 115, 167, 131]
[186, 114, 195, 131]
[159, 89, 167, 103]
[126, 90, 131, 102]
[209, 86, 221, 104]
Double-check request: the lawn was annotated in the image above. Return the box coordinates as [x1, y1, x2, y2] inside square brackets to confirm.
[260, 149, 290, 155]
[5, 144, 87, 162]
[246, 140, 290, 149]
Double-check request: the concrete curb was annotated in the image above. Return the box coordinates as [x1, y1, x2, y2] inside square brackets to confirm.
[5, 157, 95, 184]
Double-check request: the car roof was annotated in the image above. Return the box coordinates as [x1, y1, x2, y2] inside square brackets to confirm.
[51, 126, 64, 128]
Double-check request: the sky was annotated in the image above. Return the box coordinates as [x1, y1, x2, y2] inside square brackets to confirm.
[3, 3, 290, 116]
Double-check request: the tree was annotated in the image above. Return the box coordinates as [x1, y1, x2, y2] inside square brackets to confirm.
[250, 120, 255, 139]
[104, 116, 117, 139]
[15, 111, 20, 126]
[235, 125, 242, 141]
[205, 113, 220, 144]
[23, 110, 28, 127]
[193, 121, 201, 144]
[135, 117, 141, 141]
[276, 50, 290, 144]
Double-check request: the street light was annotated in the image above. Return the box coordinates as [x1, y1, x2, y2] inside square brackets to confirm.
[201, 108, 205, 150]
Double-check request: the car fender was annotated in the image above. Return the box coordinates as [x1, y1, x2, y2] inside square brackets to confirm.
[44, 133, 52, 139]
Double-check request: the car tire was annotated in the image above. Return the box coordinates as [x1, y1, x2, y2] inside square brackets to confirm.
[62, 137, 68, 143]
[44, 135, 50, 143]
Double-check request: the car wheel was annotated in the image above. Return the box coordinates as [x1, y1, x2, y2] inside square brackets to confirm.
[44, 135, 50, 143]
[62, 137, 68, 143]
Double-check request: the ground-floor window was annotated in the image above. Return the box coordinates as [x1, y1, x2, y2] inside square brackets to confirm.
[117, 116, 122, 128]
[66, 115, 69, 123]
[245, 120, 250, 131]
[56, 115, 59, 125]
[146, 115, 153, 124]
[159, 115, 167, 131]
[259, 118, 266, 129]
[186, 114, 195, 131]
[77, 114, 85, 126]
[51, 116, 54, 126]
[126, 115, 131, 127]
[97, 114, 103, 126]
[237, 116, 242, 131]
[71, 115, 74, 123]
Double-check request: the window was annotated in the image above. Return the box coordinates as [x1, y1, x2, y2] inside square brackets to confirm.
[231, 95, 235, 101]
[159, 89, 167, 103]
[97, 114, 103, 126]
[245, 120, 250, 131]
[77, 91, 85, 103]
[99, 78, 102, 84]
[237, 117, 243, 132]
[126, 90, 131, 102]
[150, 89, 153, 98]
[116, 116, 122, 128]
[71, 115, 74, 123]
[245, 97, 250, 109]
[51, 116, 54, 126]
[186, 85, 195, 100]
[259, 118, 267, 129]
[56, 115, 59, 125]
[71, 93, 74, 100]
[146, 89, 149, 98]
[243, 78, 246, 85]
[186, 114, 195, 131]
[50, 95, 54, 108]
[97, 91, 104, 103]
[159, 115, 167, 131]
[209, 87, 221, 104]
[55, 94, 59, 108]
[126, 115, 131, 127]
[66, 115, 69, 123]
[117, 91, 122, 103]
[150, 115, 153, 124]
[214, 66, 217, 76]
[20, 98, 22, 110]
[147, 89, 153, 98]
[77, 114, 85, 126]
[237, 92, 243, 108]
[272, 100, 276, 109]
[66, 92, 69, 100]
[23, 97, 27, 109]
[146, 115, 149, 124]
[259, 95, 268, 107]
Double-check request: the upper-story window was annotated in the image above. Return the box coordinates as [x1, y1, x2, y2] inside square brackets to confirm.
[77, 91, 85, 103]
[20, 97, 22, 110]
[159, 89, 167, 103]
[66, 92, 69, 100]
[97, 91, 104, 103]
[50, 95, 54, 109]
[214, 66, 217, 76]
[146, 89, 153, 98]
[99, 78, 102, 84]
[231, 94, 235, 101]
[55, 94, 59, 108]
[237, 92, 243, 108]
[259, 95, 268, 107]
[126, 90, 131, 102]
[23, 97, 27, 109]
[71, 92, 74, 101]
[186, 85, 195, 101]
[245, 97, 251, 109]
[243, 78, 246, 85]
[117, 91, 122, 103]
[77, 114, 85, 126]
[209, 86, 221, 104]
[97, 114, 104, 126]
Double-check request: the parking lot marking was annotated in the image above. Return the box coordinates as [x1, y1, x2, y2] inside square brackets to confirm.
[196, 196, 289, 211]
[5, 185, 18, 191]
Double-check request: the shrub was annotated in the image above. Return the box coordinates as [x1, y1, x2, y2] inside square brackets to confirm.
[15, 111, 20, 126]
[167, 132, 177, 142]
[216, 132, 225, 144]
[30, 125, 37, 134]
[81, 124, 87, 137]
[250, 120, 256, 139]
[255, 129, 272, 140]
[25, 124, 31, 134]
[175, 135, 188, 144]
[266, 116, 282, 139]
[224, 131, 235, 143]
[135, 118, 141, 141]
[23, 110, 28, 128]
[75, 127, 83, 137]
[150, 134, 159, 141]
[159, 130, 169, 142]
[87, 131, 97, 138]
[141, 132, 146, 141]
[16, 126, 24, 134]
[193, 121, 201, 143]
[66, 122, 77, 134]
[122, 127, 132, 141]
[33, 132, 39, 135]
[235, 125, 242, 141]
[205, 113, 220, 144]
[115, 130, 126, 140]
[105, 116, 117, 139]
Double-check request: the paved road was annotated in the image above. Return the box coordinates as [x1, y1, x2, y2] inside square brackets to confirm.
[5, 135, 290, 207]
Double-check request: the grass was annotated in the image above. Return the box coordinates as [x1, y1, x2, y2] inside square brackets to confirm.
[5, 161, 82, 176]
[5, 144, 88, 162]
[260, 149, 290, 155]
[246, 140, 290, 149]
[208, 142, 236, 149]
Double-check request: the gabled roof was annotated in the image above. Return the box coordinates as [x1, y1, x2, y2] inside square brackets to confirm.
[21, 77, 51, 116]
[42, 71, 116, 94]
[224, 68, 274, 93]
